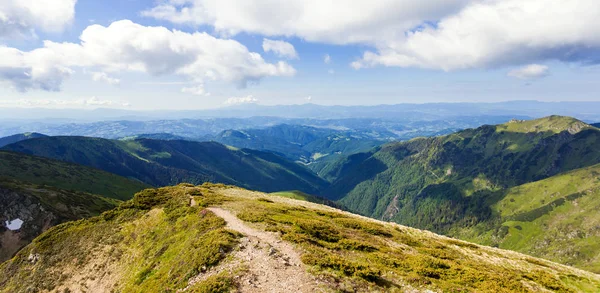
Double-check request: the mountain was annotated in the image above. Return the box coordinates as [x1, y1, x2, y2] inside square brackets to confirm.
[119, 133, 190, 141]
[0, 151, 148, 262]
[0, 179, 120, 262]
[2, 101, 600, 121]
[0, 151, 148, 200]
[322, 116, 600, 271]
[211, 124, 386, 176]
[2, 184, 598, 292]
[2, 137, 328, 194]
[0, 133, 46, 148]
[454, 163, 600, 273]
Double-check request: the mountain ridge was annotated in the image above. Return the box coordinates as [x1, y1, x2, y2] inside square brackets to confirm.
[1, 183, 598, 292]
[2, 136, 328, 195]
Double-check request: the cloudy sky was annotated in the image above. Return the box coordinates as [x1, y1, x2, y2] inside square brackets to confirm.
[1, 0, 599, 110]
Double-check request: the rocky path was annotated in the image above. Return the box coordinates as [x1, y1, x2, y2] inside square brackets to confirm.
[185, 207, 323, 293]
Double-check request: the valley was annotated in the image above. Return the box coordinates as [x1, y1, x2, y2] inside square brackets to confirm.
[2, 115, 600, 291]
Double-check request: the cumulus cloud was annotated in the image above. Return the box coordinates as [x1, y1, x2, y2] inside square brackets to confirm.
[0, 46, 74, 92]
[0, 96, 130, 108]
[143, 0, 600, 70]
[0, 20, 295, 92]
[181, 84, 210, 96]
[508, 64, 550, 80]
[91, 72, 120, 86]
[324, 54, 331, 64]
[352, 0, 600, 70]
[0, 0, 77, 39]
[224, 95, 259, 105]
[141, 0, 468, 44]
[262, 39, 298, 59]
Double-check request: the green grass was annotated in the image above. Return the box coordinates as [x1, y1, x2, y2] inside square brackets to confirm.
[0, 184, 241, 293]
[0, 179, 122, 262]
[0, 151, 148, 200]
[322, 116, 600, 272]
[2, 136, 328, 194]
[270, 190, 338, 206]
[2, 184, 599, 292]
[223, 190, 600, 292]
[455, 163, 600, 273]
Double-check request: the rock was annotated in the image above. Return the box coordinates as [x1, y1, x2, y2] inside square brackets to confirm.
[27, 253, 39, 264]
[268, 247, 277, 256]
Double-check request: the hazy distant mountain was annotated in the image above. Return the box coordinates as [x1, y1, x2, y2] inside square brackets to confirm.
[1, 101, 600, 122]
[0, 115, 524, 141]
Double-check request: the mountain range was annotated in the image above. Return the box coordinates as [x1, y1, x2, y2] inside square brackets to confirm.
[1, 136, 327, 194]
[3, 115, 600, 288]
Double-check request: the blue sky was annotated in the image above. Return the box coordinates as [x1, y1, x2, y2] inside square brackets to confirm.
[1, 0, 599, 110]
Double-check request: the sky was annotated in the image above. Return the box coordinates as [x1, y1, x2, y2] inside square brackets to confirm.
[1, 0, 600, 110]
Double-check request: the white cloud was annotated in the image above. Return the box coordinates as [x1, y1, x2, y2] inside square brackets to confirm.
[0, 20, 295, 92]
[0, 97, 130, 108]
[0, 0, 77, 39]
[91, 72, 120, 86]
[324, 54, 331, 64]
[305, 96, 312, 101]
[143, 0, 600, 70]
[141, 0, 468, 44]
[262, 39, 298, 59]
[508, 64, 550, 80]
[352, 0, 600, 70]
[224, 95, 259, 105]
[181, 84, 210, 96]
[0, 45, 74, 92]
[327, 69, 335, 75]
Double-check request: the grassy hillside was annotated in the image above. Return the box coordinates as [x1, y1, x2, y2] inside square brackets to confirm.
[0, 179, 120, 262]
[0, 151, 148, 200]
[0, 132, 46, 148]
[453, 163, 600, 273]
[2, 136, 328, 194]
[322, 116, 600, 270]
[2, 184, 598, 292]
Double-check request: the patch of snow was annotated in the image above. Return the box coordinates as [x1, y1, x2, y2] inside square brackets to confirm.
[5, 218, 23, 231]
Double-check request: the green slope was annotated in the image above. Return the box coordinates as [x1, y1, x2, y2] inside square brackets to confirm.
[454, 163, 600, 273]
[2, 136, 328, 194]
[0, 179, 121, 262]
[2, 184, 598, 292]
[0, 133, 47, 148]
[323, 116, 600, 271]
[0, 151, 148, 200]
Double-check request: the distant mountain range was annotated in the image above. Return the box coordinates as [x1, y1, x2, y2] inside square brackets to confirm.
[2, 101, 600, 121]
[4, 115, 600, 274]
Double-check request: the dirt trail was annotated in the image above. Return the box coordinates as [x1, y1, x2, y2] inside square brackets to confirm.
[185, 207, 323, 293]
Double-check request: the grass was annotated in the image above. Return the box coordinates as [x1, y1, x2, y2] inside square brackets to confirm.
[2, 184, 599, 292]
[0, 184, 241, 293]
[456, 163, 600, 273]
[0, 151, 148, 200]
[221, 189, 600, 292]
